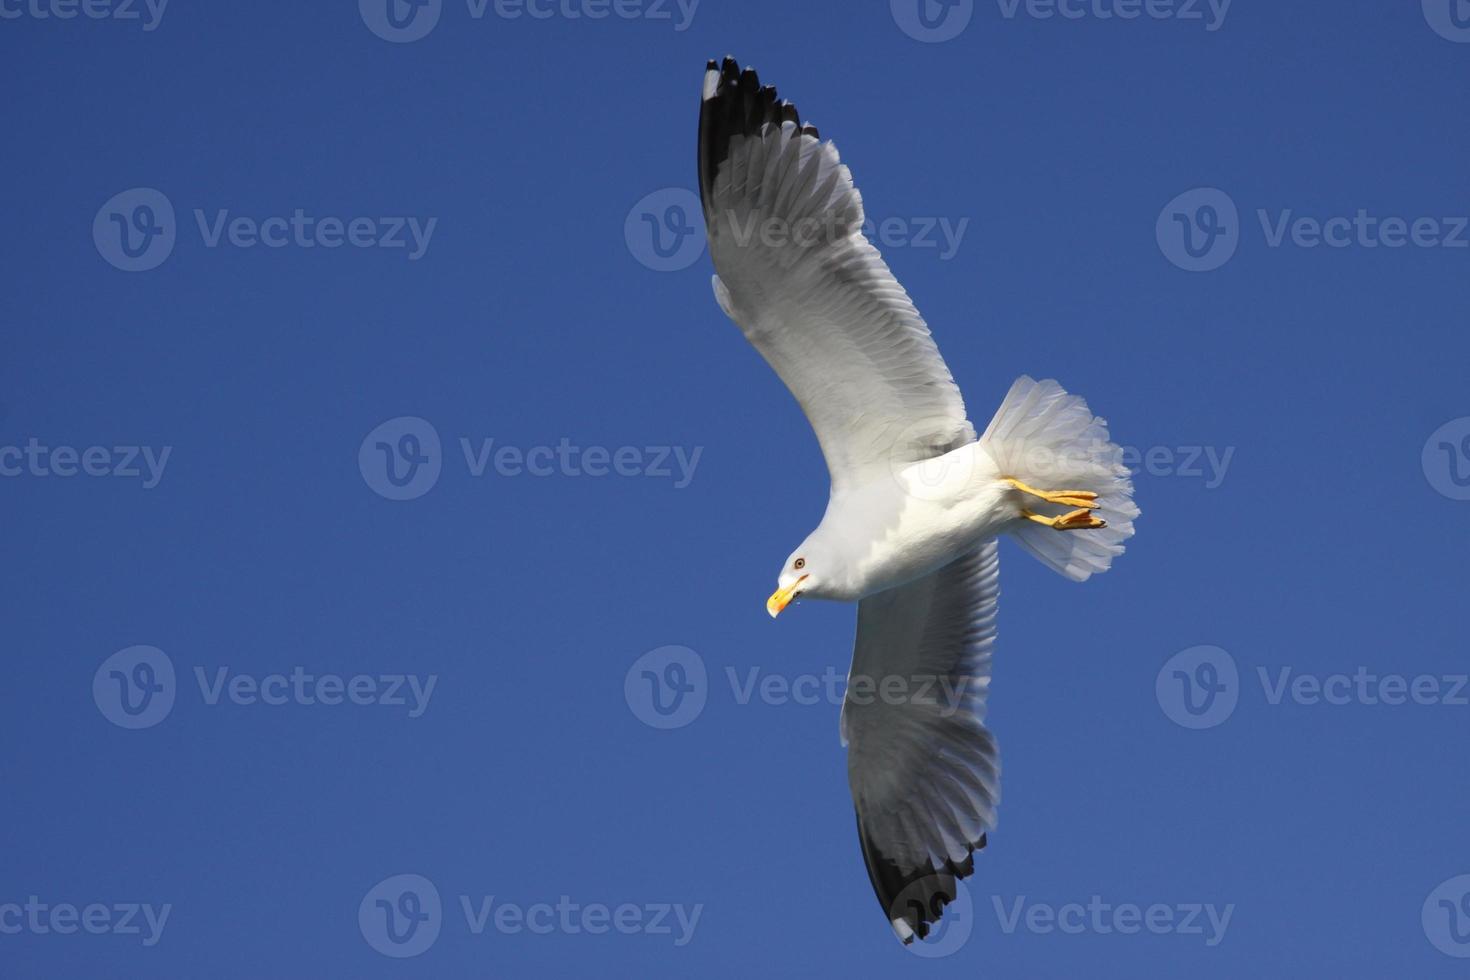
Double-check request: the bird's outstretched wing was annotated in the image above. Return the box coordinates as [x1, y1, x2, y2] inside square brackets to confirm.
[699, 57, 974, 494]
[841, 542, 1001, 944]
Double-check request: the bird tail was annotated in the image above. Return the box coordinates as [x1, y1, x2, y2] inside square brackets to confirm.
[979, 376, 1139, 582]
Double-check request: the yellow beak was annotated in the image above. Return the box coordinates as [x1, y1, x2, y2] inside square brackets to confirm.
[766, 575, 808, 618]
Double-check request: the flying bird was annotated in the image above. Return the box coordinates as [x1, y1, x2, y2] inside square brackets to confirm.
[697, 57, 1140, 944]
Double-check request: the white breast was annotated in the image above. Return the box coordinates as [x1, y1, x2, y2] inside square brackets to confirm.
[829, 444, 1014, 598]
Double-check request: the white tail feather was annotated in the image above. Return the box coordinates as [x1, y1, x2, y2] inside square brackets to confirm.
[980, 376, 1139, 582]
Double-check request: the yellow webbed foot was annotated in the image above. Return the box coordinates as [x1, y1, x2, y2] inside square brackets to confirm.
[1004, 477, 1100, 511]
[1020, 507, 1108, 531]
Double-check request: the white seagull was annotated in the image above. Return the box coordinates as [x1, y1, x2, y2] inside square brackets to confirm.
[697, 57, 1140, 944]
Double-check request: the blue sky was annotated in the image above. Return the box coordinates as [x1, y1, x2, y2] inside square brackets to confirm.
[2, 1, 1469, 976]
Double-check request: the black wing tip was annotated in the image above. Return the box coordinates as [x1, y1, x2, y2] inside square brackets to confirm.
[698, 56, 820, 213]
[701, 55, 751, 101]
[857, 815, 987, 945]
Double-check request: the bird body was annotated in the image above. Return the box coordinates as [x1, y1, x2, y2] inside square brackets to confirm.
[696, 56, 1140, 944]
[793, 446, 1015, 602]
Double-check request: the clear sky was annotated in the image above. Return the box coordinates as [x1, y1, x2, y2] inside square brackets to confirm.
[3, 1, 1469, 977]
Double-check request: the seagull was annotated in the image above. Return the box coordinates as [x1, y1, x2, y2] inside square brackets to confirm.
[697, 57, 1140, 944]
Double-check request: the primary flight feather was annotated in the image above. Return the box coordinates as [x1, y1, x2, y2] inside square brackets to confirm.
[697, 56, 1139, 944]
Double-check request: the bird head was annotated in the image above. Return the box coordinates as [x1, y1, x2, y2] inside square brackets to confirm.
[767, 535, 830, 617]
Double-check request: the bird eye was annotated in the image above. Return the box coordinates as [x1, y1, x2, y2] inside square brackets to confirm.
[794, 558, 806, 570]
